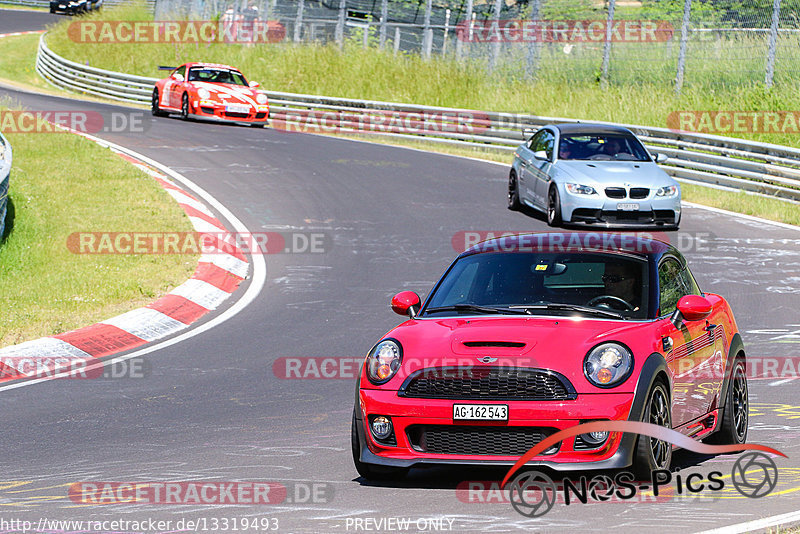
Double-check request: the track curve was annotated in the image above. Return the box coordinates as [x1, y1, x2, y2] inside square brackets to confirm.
[2, 10, 800, 533]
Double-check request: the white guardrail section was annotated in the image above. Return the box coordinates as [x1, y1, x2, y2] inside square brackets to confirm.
[35, 34, 800, 203]
[0, 132, 11, 239]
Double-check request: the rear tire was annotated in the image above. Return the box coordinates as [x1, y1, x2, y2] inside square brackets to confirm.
[706, 357, 748, 445]
[151, 89, 166, 117]
[351, 409, 407, 481]
[632, 381, 672, 479]
[547, 186, 562, 227]
[508, 171, 521, 210]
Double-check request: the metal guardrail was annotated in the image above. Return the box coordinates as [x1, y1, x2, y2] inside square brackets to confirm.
[0, 132, 11, 240]
[34, 34, 800, 204]
[1, 0, 154, 9]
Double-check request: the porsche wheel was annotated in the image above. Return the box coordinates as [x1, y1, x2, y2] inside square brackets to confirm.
[180, 93, 190, 120]
[508, 171, 521, 211]
[151, 89, 166, 117]
[632, 381, 672, 479]
[706, 357, 748, 445]
[547, 186, 562, 227]
[351, 410, 407, 481]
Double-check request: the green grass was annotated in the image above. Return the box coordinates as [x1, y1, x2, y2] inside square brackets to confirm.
[0, 33, 54, 93]
[0, 110, 196, 347]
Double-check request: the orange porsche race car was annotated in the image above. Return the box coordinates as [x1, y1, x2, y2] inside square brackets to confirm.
[151, 63, 269, 127]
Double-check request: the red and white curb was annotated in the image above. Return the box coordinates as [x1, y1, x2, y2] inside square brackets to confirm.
[0, 30, 44, 39]
[0, 136, 251, 381]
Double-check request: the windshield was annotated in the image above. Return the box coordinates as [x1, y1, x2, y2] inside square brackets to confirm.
[187, 68, 248, 86]
[558, 134, 651, 162]
[423, 252, 650, 320]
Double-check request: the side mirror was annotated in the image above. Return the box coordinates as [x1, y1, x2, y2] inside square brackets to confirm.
[654, 153, 668, 164]
[249, 81, 261, 88]
[533, 150, 549, 161]
[522, 127, 536, 139]
[172, 73, 184, 82]
[673, 295, 712, 325]
[391, 291, 421, 319]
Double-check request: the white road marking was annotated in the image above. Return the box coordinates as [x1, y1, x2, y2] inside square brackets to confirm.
[694, 509, 800, 534]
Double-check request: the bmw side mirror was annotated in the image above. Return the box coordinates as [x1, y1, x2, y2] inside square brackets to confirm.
[249, 81, 261, 88]
[671, 295, 712, 327]
[654, 153, 668, 164]
[173, 73, 184, 82]
[533, 150, 549, 161]
[391, 291, 421, 319]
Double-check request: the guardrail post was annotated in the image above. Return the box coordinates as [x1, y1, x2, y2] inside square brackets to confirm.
[335, 0, 346, 47]
[600, 0, 616, 89]
[488, 0, 503, 73]
[293, 0, 305, 43]
[765, 0, 781, 89]
[422, 0, 432, 59]
[394, 27, 401, 55]
[525, 0, 541, 78]
[674, 0, 691, 94]
[379, 0, 388, 49]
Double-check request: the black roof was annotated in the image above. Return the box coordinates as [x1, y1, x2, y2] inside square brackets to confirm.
[553, 123, 635, 136]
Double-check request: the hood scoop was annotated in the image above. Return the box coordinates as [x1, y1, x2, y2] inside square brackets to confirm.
[462, 341, 526, 348]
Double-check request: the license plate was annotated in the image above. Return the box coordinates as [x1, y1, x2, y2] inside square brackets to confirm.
[617, 203, 640, 211]
[225, 104, 250, 114]
[453, 404, 508, 421]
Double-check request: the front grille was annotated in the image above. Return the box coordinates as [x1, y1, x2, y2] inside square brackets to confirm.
[630, 187, 649, 199]
[224, 112, 250, 118]
[200, 106, 215, 114]
[407, 425, 558, 455]
[255, 112, 267, 119]
[654, 209, 676, 223]
[398, 367, 576, 400]
[600, 210, 654, 223]
[605, 187, 626, 199]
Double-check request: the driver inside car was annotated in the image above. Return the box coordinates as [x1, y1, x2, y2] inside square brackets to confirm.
[599, 261, 641, 312]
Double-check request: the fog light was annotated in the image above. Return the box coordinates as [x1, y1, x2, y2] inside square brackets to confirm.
[580, 430, 609, 446]
[371, 416, 392, 440]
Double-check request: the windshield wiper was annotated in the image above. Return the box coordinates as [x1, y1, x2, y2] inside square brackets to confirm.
[509, 303, 625, 320]
[424, 304, 529, 316]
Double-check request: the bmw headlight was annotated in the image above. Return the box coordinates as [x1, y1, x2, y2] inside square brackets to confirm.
[566, 183, 597, 195]
[656, 185, 679, 197]
[365, 339, 402, 384]
[256, 93, 268, 104]
[584, 343, 633, 388]
[197, 88, 211, 100]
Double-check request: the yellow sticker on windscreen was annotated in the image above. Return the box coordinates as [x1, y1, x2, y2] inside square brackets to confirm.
[535, 264, 548, 271]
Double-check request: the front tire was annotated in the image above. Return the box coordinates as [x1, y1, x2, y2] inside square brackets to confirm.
[547, 186, 562, 227]
[508, 171, 521, 210]
[632, 381, 672, 479]
[707, 357, 748, 445]
[351, 410, 407, 481]
[180, 93, 190, 120]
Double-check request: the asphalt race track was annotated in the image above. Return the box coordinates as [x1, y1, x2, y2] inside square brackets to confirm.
[1, 9, 800, 533]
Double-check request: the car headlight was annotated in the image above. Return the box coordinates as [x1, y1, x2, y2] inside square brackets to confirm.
[256, 93, 268, 104]
[584, 342, 633, 388]
[656, 185, 679, 197]
[365, 339, 402, 385]
[197, 88, 211, 100]
[566, 183, 597, 195]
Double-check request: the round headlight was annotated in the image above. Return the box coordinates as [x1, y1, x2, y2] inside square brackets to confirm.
[584, 342, 633, 388]
[197, 88, 211, 100]
[366, 339, 402, 384]
[256, 93, 268, 104]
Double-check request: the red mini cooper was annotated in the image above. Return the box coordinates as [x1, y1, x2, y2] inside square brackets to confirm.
[151, 62, 269, 126]
[352, 233, 748, 480]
